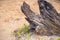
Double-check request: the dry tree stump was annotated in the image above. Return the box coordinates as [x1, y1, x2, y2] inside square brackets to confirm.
[21, 0, 60, 36]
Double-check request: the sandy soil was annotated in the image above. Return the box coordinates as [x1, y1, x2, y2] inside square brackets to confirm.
[0, 0, 60, 40]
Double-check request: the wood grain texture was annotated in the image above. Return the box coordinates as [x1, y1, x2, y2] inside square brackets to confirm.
[21, 0, 60, 36]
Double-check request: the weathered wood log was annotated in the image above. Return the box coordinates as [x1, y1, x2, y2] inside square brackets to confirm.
[21, 2, 45, 31]
[21, 0, 60, 36]
[38, 0, 60, 36]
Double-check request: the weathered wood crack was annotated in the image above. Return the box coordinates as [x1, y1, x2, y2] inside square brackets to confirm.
[21, 0, 60, 36]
